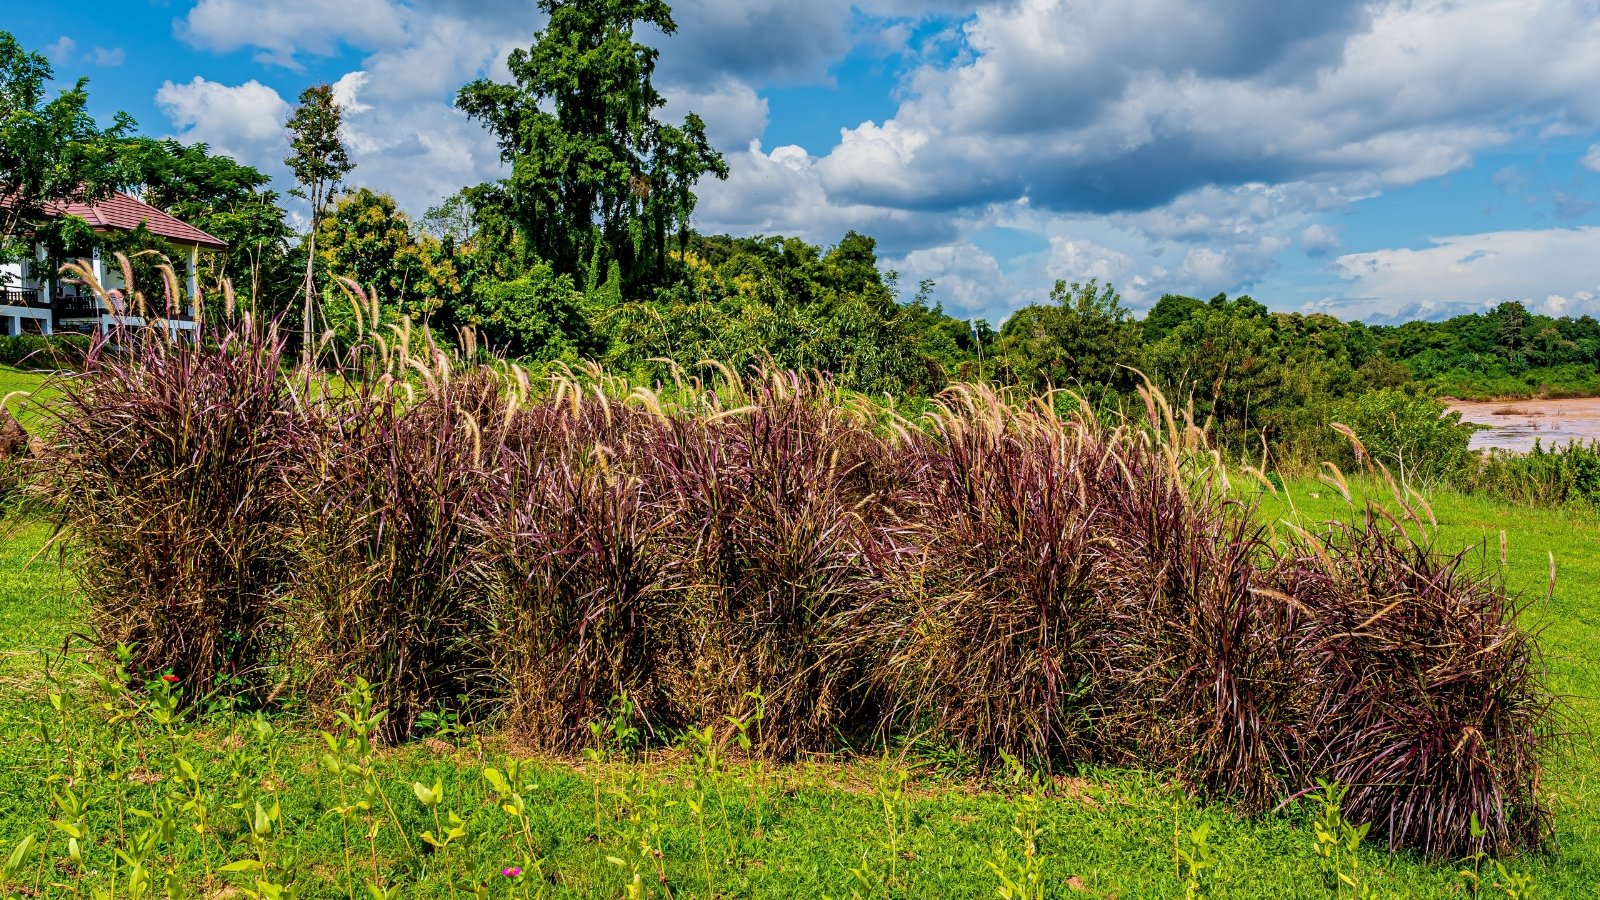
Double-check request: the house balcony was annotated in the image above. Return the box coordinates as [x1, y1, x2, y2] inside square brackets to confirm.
[51, 290, 195, 328]
[0, 287, 46, 309]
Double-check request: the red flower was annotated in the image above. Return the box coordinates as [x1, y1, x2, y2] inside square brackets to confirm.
[162, 674, 180, 684]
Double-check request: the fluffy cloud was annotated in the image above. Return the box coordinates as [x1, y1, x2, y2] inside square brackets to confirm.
[155, 0, 1600, 322]
[1300, 223, 1341, 257]
[1043, 236, 1135, 287]
[156, 77, 293, 159]
[661, 80, 771, 153]
[894, 243, 1011, 316]
[1330, 227, 1600, 320]
[1583, 143, 1600, 173]
[653, 0, 961, 85]
[693, 143, 967, 252]
[813, 0, 1600, 219]
[178, 0, 407, 66]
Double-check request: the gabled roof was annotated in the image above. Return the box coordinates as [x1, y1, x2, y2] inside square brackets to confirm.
[48, 193, 229, 251]
[2, 190, 228, 251]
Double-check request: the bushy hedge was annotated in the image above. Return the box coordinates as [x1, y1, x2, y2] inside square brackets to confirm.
[27, 322, 1556, 857]
[1328, 389, 1474, 483]
[1460, 439, 1600, 508]
[0, 333, 92, 369]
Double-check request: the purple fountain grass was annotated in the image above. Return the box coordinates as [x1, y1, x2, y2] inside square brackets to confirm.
[30, 319, 301, 701]
[27, 314, 1557, 855]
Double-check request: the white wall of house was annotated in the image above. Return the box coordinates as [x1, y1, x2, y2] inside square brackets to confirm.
[0, 245, 51, 335]
[4, 239, 206, 339]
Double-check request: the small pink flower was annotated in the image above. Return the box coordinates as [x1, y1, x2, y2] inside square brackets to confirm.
[162, 674, 180, 684]
[501, 867, 522, 878]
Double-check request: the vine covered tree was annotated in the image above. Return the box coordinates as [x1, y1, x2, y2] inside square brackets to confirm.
[455, 0, 727, 297]
[284, 84, 354, 365]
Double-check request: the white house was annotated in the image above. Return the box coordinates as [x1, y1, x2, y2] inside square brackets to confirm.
[0, 192, 227, 338]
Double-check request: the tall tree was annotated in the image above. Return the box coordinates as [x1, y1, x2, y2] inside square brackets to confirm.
[284, 84, 353, 365]
[127, 138, 294, 315]
[1, 30, 136, 273]
[455, 0, 726, 296]
[995, 279, 1142, 398]
[316, 188, 463, 341]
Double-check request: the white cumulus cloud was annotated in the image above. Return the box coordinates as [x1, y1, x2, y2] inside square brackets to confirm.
[156, 77, 293, 158]
[1330, 227, 1600, 321]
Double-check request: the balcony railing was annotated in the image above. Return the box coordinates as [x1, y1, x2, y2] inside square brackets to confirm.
[52, 292, 193, 322]
[0, 287, 44, 309]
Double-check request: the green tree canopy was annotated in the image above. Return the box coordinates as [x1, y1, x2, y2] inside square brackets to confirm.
[316, 188, 462, 342]
[455, 0, 727, 296]
[995, 278, 1143, 398]
[1, 30, 137, 270]
[126, 138, 295, 315]
[1147, 295, 1285, 448]
[466, 265, 597, 361]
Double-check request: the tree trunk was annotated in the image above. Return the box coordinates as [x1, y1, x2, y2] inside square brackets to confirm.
[302, 225, 316, 368]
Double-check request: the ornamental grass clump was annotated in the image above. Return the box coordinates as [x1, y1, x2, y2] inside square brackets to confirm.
[30, 319, 300, 701]
[468, 380, 673, 750]
[286, 352, 500, 741]
[23, 304, 1559, 857]
[875, 387, 1128, 763]
[1079, 393, 1313, 809]
[1280, 511, 1553, 857]
[645, 369, 902, 756]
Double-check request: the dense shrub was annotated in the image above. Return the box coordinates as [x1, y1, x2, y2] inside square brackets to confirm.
[1112, 479, 1311, 811]
[878, 391, 1124, 762]
[1329, 389, 1474, 482]
[0, 333, 92, 369]
[469, 394, 672, 749]
[1459, 439, 1600, 508]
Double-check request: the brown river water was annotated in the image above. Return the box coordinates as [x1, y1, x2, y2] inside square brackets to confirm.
[1448, 397, 1600, 453]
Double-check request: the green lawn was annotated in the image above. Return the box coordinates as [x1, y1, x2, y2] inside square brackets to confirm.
[0, 478, 1596, 898]
[0, 364, 53, 431]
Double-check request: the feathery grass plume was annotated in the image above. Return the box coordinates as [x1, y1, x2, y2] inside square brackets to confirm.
[1279, 511, 1554, 856]
[29, 317, 301, 702]
[57, 259, 109, 308]
[286, 362, 501, 740]
[648, 368, 901, 756]
[154, 261, 182, 320]
[1318, 461, 1354, 504]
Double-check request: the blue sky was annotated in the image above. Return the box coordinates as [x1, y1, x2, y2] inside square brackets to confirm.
[20, 0, 1600, 325]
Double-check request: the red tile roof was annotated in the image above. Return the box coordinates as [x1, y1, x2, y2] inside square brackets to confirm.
[48, 193, 228, 251]
[2, 190, 228, 250]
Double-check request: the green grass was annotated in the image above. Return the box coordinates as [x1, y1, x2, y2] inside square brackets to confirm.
[0, 480, 1596, 898]
[0, 364, 54, 432]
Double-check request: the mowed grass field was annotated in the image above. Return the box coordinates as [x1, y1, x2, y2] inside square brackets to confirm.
[0, 362, 1596, 898]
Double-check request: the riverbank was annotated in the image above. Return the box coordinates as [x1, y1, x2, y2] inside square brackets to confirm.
[1448, 396, 1600, 452]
